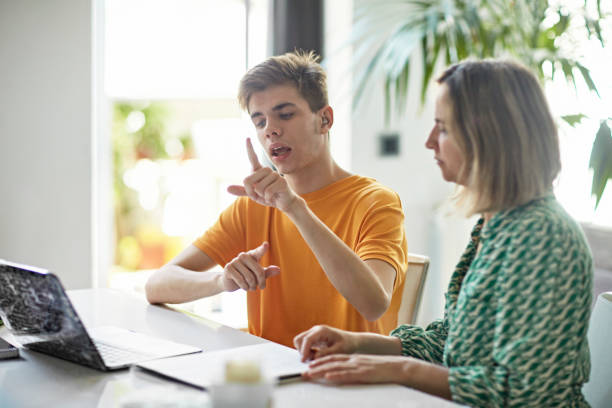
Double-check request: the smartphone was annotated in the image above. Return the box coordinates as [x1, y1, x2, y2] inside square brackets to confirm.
[0, 337, 19, 359]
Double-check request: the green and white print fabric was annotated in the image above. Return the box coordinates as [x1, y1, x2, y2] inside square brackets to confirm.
[391, 194, 593, 407]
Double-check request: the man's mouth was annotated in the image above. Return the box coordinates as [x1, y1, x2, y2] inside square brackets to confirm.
[271, 146, 292, 157]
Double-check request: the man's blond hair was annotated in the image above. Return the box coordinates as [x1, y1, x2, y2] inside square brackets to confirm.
[238, 50, 328, 113]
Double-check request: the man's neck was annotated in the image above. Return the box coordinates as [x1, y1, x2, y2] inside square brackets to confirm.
[285, 158, 351, 195]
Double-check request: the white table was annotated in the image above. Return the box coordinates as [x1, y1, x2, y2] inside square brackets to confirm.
[0, 288, 460, 407]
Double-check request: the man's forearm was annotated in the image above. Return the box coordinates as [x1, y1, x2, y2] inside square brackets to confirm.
[145, 265, 224, 304]
[285, 198, 393, 320]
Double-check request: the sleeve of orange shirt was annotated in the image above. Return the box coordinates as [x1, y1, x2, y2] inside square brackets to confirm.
[353, 188, 408, 290]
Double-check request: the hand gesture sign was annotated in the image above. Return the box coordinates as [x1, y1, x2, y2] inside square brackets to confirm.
[227, 138, 299, 213]
[222, 241, 280, 292]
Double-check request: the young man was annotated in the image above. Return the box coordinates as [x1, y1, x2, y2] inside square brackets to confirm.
[145, 51, 408, 347]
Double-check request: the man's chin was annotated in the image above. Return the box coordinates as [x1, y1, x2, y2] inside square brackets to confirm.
[275, 164, 293, 175]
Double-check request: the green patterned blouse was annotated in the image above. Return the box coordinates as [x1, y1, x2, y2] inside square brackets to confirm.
[391, 194, 593, 407]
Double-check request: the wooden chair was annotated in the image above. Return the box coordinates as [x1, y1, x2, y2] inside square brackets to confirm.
[397, 253, 430, 325]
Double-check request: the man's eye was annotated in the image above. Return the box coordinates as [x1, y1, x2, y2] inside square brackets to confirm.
[279, 112, 294, 120]
[256, 120, 266, 128]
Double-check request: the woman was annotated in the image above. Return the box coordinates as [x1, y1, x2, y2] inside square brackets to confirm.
[293, 59, 593, 407]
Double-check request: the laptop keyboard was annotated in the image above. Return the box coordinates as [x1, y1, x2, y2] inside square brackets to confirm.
[95, 341, 154, 366]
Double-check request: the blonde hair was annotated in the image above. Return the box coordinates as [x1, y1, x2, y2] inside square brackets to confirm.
[437, 59, 561, 215]
[238, 50, 328, 113]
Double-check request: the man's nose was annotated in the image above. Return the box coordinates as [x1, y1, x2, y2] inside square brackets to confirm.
[265, 120, 281, 138]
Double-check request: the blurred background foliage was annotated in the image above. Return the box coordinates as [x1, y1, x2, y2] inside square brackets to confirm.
[112, 101, 194, 271]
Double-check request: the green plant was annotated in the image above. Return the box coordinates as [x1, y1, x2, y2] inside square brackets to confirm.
[589, 119, 612, 207]
[350, 0, 610, 207]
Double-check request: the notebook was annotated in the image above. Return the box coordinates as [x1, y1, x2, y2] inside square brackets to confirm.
[137, 342, 309, 390]
[0, 259, 202, 371]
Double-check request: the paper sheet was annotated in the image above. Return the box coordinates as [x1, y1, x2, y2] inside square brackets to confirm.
[136, 342, 309, 389]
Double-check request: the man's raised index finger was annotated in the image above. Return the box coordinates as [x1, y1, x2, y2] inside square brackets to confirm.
[246, 138, 262, 171]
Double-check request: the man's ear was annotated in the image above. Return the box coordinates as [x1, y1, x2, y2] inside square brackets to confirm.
[320, 106, 333, 131]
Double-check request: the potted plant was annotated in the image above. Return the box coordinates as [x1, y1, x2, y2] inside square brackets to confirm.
[349, 0, 610, 207]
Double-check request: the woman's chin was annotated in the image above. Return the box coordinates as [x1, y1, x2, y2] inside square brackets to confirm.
[439, 170, 453, 183]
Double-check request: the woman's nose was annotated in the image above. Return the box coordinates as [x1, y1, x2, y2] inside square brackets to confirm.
[425, 126, 438, 149]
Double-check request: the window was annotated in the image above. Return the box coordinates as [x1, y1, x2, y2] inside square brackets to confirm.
[105, 0, 268, 327]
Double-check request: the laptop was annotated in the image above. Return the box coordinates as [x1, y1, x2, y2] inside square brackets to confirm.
[0, 259, 202, 371]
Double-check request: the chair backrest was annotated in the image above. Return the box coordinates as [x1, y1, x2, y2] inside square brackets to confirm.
[583, 291, 612, 408]
[397, 253, 430, 325]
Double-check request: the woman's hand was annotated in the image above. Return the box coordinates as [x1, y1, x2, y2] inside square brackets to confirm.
[293, 325, 359, 362]
[302, 354, 412, 385]
[305, 354, 452, 399]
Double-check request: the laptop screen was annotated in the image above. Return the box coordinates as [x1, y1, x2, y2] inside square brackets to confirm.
[0, 260, 106, 370]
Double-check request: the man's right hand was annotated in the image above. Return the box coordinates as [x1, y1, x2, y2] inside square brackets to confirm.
[221, 241, 280, 292]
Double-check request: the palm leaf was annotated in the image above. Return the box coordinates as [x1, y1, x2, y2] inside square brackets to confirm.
[589, 121, 612, 208]
[576, 61, 600, 97]
[561, 114, 588, 127]
[352, 0, 604, 116]
[351, 0, 487, 116]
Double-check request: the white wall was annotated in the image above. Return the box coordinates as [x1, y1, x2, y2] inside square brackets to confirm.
[324, 0, 476, 325]
[0, 0, 100, 289]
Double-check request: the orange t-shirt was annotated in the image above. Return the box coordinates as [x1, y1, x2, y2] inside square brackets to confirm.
[194, 175, 408, 347]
